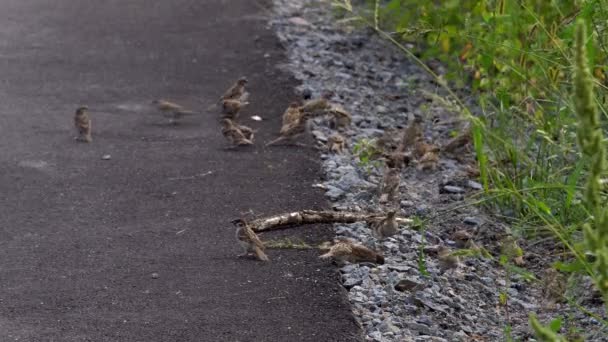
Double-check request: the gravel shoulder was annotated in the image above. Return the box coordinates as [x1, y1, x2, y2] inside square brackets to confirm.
[0, 0, 360, 341]
[271, 0, 608, 341]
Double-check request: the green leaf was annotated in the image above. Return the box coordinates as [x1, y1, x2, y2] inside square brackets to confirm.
[549, 317, 562, 333]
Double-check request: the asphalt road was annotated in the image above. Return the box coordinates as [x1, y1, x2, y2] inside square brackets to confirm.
[0, 1, 360, 341]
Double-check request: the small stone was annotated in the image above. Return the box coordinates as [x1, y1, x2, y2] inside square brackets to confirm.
[442, 185, 465, 194]
[388, 265, 412, 273]
[400, 200, 414, 208]
[325, 186, 344, 201]
[394, 279, 424, 292]
[151, 273, 159, 279]
[466, 180, 483, 190]
[288, 17, 311, 26]
[463, 217, 482, 226]
[450, 194, 464, 201]
[101, 154, 111, 160]
[368, 331, 382, 341]
[311, 130, 328, 142]
[407, 322, 432, 335]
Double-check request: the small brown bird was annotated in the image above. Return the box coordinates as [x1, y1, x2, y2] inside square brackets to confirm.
[266, 113, 312, 147]
[232, 219, 269, 261]
[221, 119, 253, 147]
[370, 210, 399, 239]
[238, 124, 255, 141]
[443, 126, 472, 153]
[220, 77, 249, 102]
[327, 133, 346, 154]
[319, 238, 384, 264]
[383, 150, 412, 170]
[329, 105, 352, 128]
[417, 150, 439, 171]
[301, 97, 331, 117]
[281, 102, 304, 126]
[413, 138, 440, 159]
[379, 166, 400, 204]
[152, 99, 197, 124]
[74, 106, 92, 142]
[398, 117, 423, 151]
[437, 245, 460, 273]
[222, 99, 249, 120]
[451, 229, 473, 248]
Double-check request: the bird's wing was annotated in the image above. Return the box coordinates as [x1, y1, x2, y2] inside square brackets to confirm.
[244, 225, 265, 251]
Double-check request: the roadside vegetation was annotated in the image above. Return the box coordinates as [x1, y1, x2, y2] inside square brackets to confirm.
[332, 0, 608, 339]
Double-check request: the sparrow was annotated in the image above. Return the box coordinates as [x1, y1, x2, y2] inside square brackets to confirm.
[370, 210, 399, 239]
[238, 124, 255, 141]
[443, 126, 472, 153]
[281, 101, 304, 127]
[413, 138, 440, 158]
[232, 219, 269, 261]
[379, 166, 400, 204]
[301, 97, 331, 117]
[450, 229, 473, 248]
[417, 150, 439, 171]
[398, 117, 423, 151]
[221, 119, 254, 147]
[266, 113, 312, 147]
[222, 99, 249, 120]
[383, 150, 412, 170]
[327, 133, 346, 154]
[152, 99, 197, 124]
[220, 77, 249, 102]
[329, 105, 352, 128]
[437, 245, 460, 273]
[319, 238, 384, 264]
[74, 106, 92, 142]
[542, 267, 566, 306]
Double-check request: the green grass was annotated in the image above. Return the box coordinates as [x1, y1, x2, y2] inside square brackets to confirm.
[330, 0, 608, 339]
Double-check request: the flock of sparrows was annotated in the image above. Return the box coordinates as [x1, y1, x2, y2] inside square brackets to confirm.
[71, 77, 471, 271]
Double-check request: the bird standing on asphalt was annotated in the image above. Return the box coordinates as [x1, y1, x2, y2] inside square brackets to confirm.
[220, 77, 249, 102]
[266, 112, 312, 147]
[319, 238, 384, 264]
[152, 99, 197, 125]
[221, 118, 254, 147]
[370, 210, 399, 239]
[233, 219, 269, 261]
[221, 98, 249, 120]
[281, 101, 304, 127]
[74, 106, 92, 142]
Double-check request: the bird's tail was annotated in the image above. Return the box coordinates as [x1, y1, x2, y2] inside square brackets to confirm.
[237, 138, 254, 146]
[319, 251, 333, 259]
[253, 246, 269, 261]
[176, 110, 197, 116]
[265, 136, 284, 147]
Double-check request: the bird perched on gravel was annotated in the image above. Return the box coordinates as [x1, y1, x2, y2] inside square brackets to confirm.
[220, 77, 249, 102]
[266, 112, 312, 147]
[281, 101, 304, 127]
[379, 165, 400, 204]
[74, 106, 92, 142]
[221, 98, 249, 120]
[370, 210, 399, 239]
[437, 245, 460, 273]
[301, 92, 333, 117]
[221, 118, 253, 147]
[398, 116, 423, 151]
[232, 219, 269, 261]
[319, 238, 384, 264]
[451, 229, 473, 248]
[327, 133, 346, 154]
[329, 104, 352, 129]
[152, 99, 197, 125]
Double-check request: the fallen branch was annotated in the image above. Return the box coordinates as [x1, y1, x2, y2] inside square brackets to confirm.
[247, 210, 413, 232]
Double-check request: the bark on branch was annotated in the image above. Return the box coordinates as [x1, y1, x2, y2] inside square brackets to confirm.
[248, 210, 413, 233]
